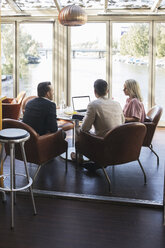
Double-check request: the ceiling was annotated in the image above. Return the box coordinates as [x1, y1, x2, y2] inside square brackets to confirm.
[1, 0, 165, 16]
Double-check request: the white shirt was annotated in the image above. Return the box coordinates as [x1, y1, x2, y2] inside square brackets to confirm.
[81, 96, 125, 137]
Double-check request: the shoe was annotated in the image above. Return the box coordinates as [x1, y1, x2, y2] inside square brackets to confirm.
[81, 162, 98, 172]
[70, 152, 84, 164]
[70, 152, 76, 162]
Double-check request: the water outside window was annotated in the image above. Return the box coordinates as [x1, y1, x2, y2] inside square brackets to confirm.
[155, 23, 165, 122]
[71, 23, 106, 101]
[1, 24, 14, 97]
[112, 23, 149, 111]
[18, 23, 53, 96]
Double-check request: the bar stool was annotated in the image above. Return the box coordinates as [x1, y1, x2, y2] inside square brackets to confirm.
[0, 128, 37, 229]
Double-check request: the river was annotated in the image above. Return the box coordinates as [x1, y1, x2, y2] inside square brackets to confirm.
[2, 56, 165, 122]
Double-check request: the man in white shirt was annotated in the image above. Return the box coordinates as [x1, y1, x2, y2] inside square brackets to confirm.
[71, 79, 125, 170]
[81, 79, 125, 137]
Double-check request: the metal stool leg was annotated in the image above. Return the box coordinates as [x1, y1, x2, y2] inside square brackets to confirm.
[20, 142, 37, 215]
[13, 146, 16, 205]
[0, 144, 5, 188]
[9, 143, 15, 229]
[0, 143, 4, 165]
[0, 144, 7, 203]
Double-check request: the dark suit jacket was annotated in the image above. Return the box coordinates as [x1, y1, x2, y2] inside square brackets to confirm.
[23, 97, 58, 135]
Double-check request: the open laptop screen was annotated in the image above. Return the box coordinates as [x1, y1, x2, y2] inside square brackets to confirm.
[72, 96, 90, 112]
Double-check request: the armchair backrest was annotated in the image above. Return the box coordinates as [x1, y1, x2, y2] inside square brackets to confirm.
[143, 105, 163, 146]
[2, 91, 26, 120]
[146, 105, 163, 125]
[103, 122, 146, 165]
[77, 123, 146, 167]
[16, 91, 26, 104]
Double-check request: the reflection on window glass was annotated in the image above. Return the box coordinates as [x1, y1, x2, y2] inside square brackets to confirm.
[1, 24, 14, 97]
[155, 23, 165, 123]
[19, 23, 53, 96]
[71, 23, 106, 101]
[112, 23, 149, 111]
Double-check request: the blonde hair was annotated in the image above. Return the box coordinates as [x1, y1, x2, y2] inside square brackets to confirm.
[125, 79, 143, 102]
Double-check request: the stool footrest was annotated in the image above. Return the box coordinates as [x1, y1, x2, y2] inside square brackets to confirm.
[0, 173, 33, 192]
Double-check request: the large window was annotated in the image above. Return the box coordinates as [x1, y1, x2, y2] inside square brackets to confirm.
[1, 23, 14, 97]
[112, 23, 149, 110]
[71, 23, 106, 101]
[155, 23, 165, 123]
[1, 20, 164, 126]
[18, 23, 53, 96]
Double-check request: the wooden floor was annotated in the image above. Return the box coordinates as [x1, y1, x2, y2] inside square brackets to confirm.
[0, 194, 165, 248]
[0, 128, 165, 247]
[2, 127, 165, 204]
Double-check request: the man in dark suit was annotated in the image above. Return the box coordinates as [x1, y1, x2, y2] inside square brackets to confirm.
[23, 82, 58, 135]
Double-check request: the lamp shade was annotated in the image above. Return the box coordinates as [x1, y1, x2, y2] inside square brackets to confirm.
[58, 5, 87, 26]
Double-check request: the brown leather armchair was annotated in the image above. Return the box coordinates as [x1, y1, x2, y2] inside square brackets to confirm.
[2, 119, 68, 182]
[2, 91, 26, 120]
[75, 122, 147, 192]
[143, 105, 163, 165]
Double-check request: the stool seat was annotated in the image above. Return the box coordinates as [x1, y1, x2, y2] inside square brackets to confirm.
[0, 128, 30, 145]
[0, 128, 29, 140]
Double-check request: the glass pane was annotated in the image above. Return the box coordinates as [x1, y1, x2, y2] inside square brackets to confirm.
[71, 23, 106, 102]
[1, 23, 14, 97]
[15, 0, 56, 9]
[108, 0, 154, 9]
[112, 23, 149, 111]
[155, 23, 165, 123]
[18, 23, 53, 96]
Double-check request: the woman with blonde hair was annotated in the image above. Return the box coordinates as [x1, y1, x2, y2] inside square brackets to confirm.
[123, 79, 146, 122]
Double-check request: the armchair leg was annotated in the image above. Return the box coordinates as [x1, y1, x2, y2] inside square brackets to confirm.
[1, 191, 6, 202]
[137, 159, 147, 184]
[72, 128, 75, 147]
[75, 149, 78, 169]
[33, 165, 41, 183]
[148, 145, 159, 166]
[102, 167, 112, 193]
[65, 148, 68, 172]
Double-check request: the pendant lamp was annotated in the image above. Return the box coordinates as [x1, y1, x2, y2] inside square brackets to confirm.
[58, 4, 87, 26]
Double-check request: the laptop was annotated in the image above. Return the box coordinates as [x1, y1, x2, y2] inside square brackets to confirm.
[72, 96, 90, 116]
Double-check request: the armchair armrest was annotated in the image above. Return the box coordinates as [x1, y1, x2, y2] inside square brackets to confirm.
[142, 122, 156, 146]
[37, 129, 68, 164]
[76, 130, 104, 161]
[144, 116, 152, 122]
[2, 98, 14, 104]
[78, 130, 104, 145]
